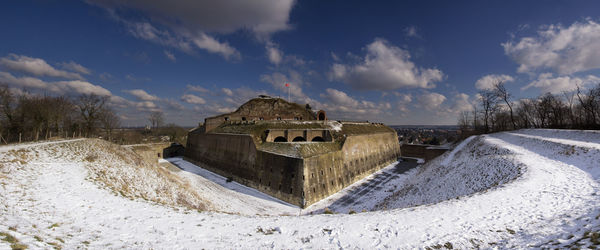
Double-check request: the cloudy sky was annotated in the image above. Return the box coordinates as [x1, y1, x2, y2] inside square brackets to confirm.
[2, 0, 600, 126]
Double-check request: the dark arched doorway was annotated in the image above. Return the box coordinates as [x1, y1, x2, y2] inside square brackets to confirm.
[292, 136, 306, 142]
[311, 136, 325, 142]
[317, 110, 326, 120]
[274, 136, 287, 142]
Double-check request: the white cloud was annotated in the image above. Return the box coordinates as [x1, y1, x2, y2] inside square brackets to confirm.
[394, 92, 413, 103]
[218, 86, 272, 107]
[221, 88, 233, 96]
[0, 54, 83, 80]
[52, 80, 111, 96]
[329, 38, 444, 90]
[164, 50, 176, 62]
[123, 89, 160, 101]
[89, 0, 295, 59]
[186, 84, 210, 93]
[394, 92, 412, 112]
[181, 94, 206, 104]
[475, 74, 515, 90]
[59, 61, 91, 75]
[0, 71, 49, 89]
[266, 43, 283, 65]
[260, 70, 308, 100]
[201, 104, 236, 114]
[191, 33, 240, 60]
[0, 71, 110, 96]
[417, 92, 446, 111]
[450, 93, 474, 113]
[503, 20, 600, 74]
[123, 21, 239, 60]
[522, 73, 600, 94]
[163, 99, 185, 111]
[321, 88, 359, 107]
[404, 26, 420, 38]
[135, 101, 159, 111]
[319, 88, 390, 117]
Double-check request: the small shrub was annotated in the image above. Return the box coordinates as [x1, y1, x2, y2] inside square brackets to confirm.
[11, 243, 27, 250]
[48, 241, 61, 249]
[323, 208, 334, 214]
[444, 242, 453, 249]
[84, 153, 97, 162]
[48, 223, 60, 229]
[226, 177, 233, 183]
[256, 226, 280, 235]
[0, 232, 18, 243]
[0, 232, 27, 250]
[591, 232, 600, 245]
[348, 210, 356, 214]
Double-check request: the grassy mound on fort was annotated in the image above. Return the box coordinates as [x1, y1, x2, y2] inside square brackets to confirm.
[1, 139, 211, 211]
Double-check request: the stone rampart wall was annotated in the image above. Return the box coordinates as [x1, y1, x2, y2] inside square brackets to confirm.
[303, 132, 400, 206]
[185, 130, 401, 207]
[185, 132, 304, 206]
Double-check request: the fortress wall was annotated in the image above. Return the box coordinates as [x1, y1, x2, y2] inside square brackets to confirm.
[400, 144, 427, 159]
[401, 144, 449, 161]
[425, 147, 448, 161]
[185, 132, 304, 206]
[303, 151, 344, 206]
[303, 132, 401, 206]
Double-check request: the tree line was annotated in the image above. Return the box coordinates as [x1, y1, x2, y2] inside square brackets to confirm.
[0, 85, 120, 143]
[459, 82, 600, 134]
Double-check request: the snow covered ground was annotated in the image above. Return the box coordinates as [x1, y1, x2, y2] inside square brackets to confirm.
[1, 129, 599, 249]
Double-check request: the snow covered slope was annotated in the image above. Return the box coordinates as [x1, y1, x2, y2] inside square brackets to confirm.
[1, 130, 599, 249]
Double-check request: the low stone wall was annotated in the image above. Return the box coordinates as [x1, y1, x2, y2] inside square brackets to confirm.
[400, 144, 449, 161]
[126, 143, 171, 165]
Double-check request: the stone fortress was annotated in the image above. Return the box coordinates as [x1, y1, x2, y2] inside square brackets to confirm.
[185, 96, 400, 207]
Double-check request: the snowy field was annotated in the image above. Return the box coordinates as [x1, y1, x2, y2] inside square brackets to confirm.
[1, 129, 599, 248]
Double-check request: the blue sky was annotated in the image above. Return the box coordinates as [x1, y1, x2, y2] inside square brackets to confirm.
[2, 0, 600, 126]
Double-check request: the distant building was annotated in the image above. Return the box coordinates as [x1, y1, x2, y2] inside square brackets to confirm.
[185, 97, 400, 207]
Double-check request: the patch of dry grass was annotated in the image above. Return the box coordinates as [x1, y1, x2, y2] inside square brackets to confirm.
[70, 139, 210, 211]
[0, 232, 27, 250]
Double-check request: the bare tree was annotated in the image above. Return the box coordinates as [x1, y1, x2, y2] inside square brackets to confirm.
[99, 107, 120, 141]
[0, 85, 15, 141]
[576, 86, 598, 128]
[77, 94, 108, 137]
[563, 91, 576, 128]
[458, 111, 471, 130]
[148, 111, 164, 129]
[493, 81, 516, 130]
[479, 90, 498, 133]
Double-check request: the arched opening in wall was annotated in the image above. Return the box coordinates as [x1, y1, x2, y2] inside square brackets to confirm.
[317, 110, 326, 120]
[292, 136, 306, 142]
[311, 136, 325, 142]
[242, 117, 246, 121]
[224, 117, 229, 121]
[274, 136, 287, 142]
